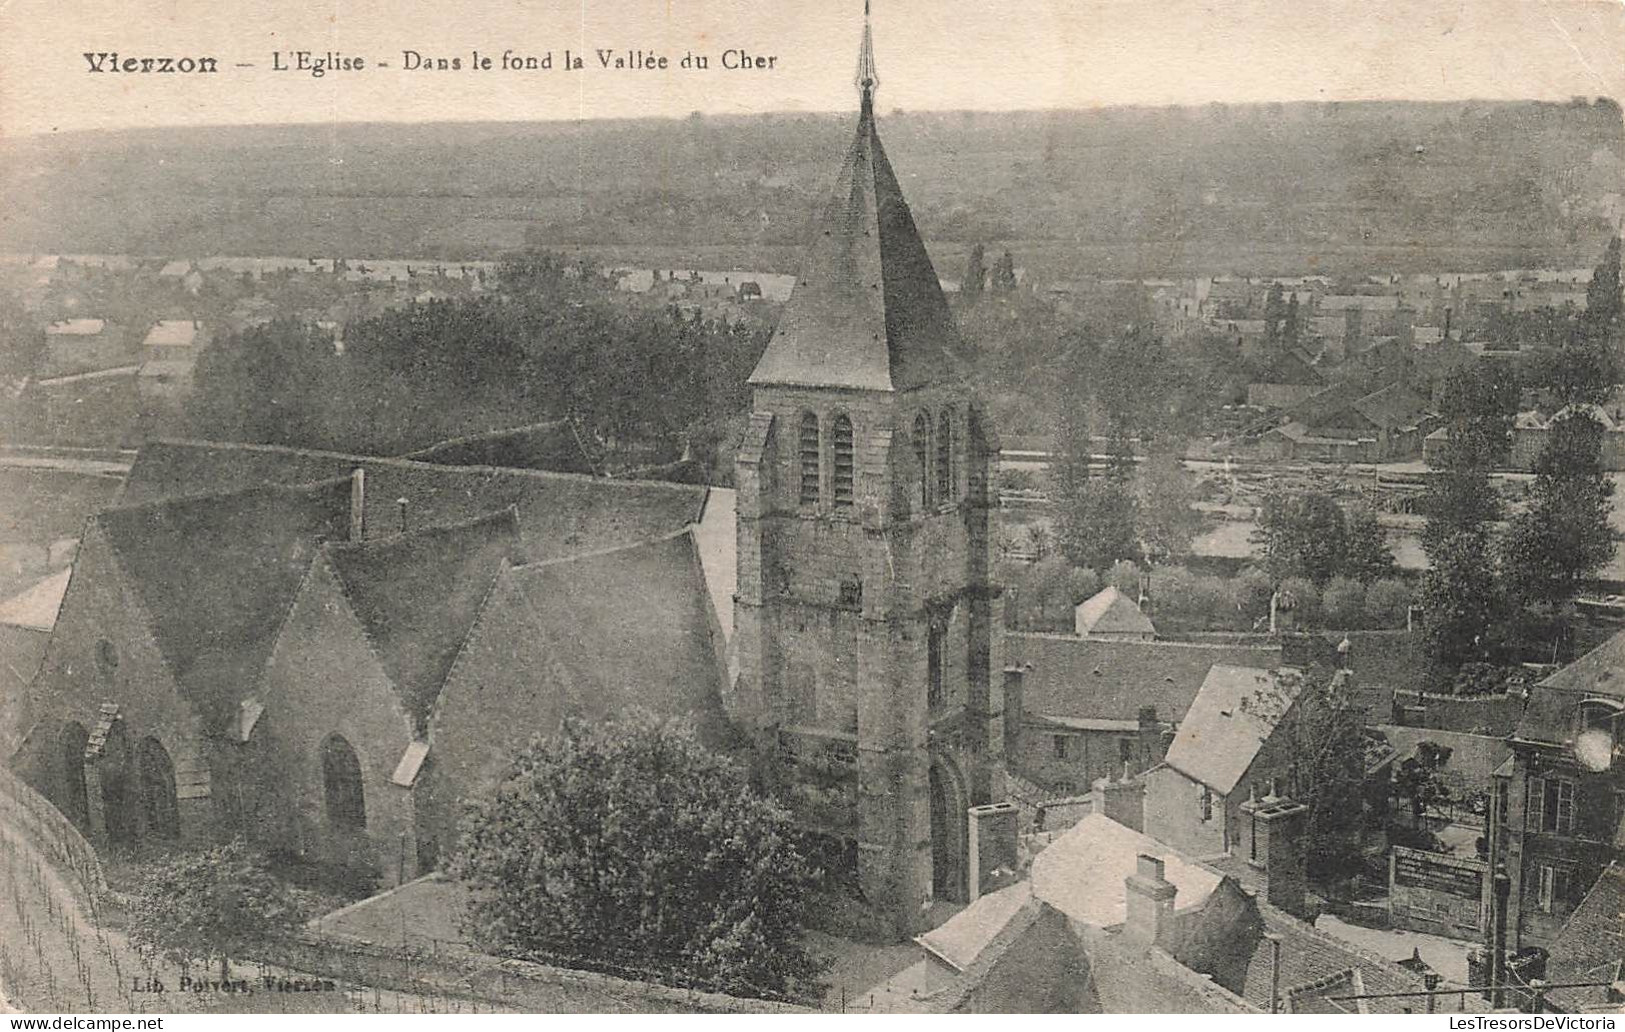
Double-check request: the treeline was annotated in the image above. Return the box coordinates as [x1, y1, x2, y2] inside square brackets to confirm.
[1419, 237, 1623, 678]
[186, 252, 770, 471]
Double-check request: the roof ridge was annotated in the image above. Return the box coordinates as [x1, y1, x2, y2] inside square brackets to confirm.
[139, 437, 696, 497]
[508, 524, 696, 573]
[398, 418, 575, 456]
[322, 504, 521, 557]
[99, 470, 354, 521]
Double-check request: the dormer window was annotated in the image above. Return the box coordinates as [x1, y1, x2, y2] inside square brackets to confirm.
[798, 412, 820, 506]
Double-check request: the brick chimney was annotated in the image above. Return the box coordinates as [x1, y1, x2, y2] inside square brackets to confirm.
[1123, 854, 1177, 946]
[1091, 766, 1146, 832]
[348, 468, 366, 542]
[1240, 791, 1311, 919]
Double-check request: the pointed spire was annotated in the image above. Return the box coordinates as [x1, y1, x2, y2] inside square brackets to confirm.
[854, 0, 879, 109]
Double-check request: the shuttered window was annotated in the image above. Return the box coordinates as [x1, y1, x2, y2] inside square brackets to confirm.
[832, 415, 855, 508]
[798, 412, 820, 505]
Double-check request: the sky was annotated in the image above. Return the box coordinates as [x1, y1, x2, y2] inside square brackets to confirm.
[2, 0, 1624, 137]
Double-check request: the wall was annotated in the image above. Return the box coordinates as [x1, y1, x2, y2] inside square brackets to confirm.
[1144, 765, 1227, 857]
[1390, 690, 1526, 736]
[1015, 722, 1150, 795]
[1387, 845, 1489, 940]
[259, 558, 420, 886]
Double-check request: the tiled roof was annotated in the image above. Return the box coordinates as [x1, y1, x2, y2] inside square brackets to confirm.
[95, 477, 353, 735]
[1547, 865, 1625, 1011]
[118, 439, 706, 563]
[1349, 383, 1433, 431]
[1007, 632, 1282, 724]
[1516, 627, 1625, 746]
[1075, 586, 1155, 638]
[748, 96, 966, 392]
[1164, 665, 1300, 795]
[399, 418, 598, 476]
[500, 530, 735, 747]
[324, 508, 523, 736]
[1031, 813, 1223, 928]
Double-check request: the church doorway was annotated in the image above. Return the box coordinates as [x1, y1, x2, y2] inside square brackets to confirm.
[98, 722, 136, 845]
[137, 737, 180, 840]
[59, 722, 89, 826]
[928, 758, 967, 902]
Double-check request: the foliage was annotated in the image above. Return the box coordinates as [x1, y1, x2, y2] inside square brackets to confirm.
[1420, 530, 1502, 669]
[1364, 578, 1414, 628]
[992, 249, 1017, 292]
[1393, 741, 1453, 827]
[1255, 491, 1349, 585]
[1342, 505, 1396, 583]
[126, 839, 305, 982]
[1449, 662, 1525, 698]
[1501, 410, 1617, 607]
[1420, 361, 1518, 554]
[962, 244, 986, 299]
[1262, 667, 1369, 883]
[1322, 577, 1367, 628]
[1010, 556, 1094, 631]
[450, 712, 824, 1000]
[1059, 476, 1142, 573]
[1136, 452, 1201, 565]
[1108, 559, 1143, 598]
[1277, 576, 1322, 626]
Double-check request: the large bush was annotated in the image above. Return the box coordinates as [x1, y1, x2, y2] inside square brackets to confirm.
[451, 712, 824, 1000]
[1365, 578, 1414, 628]
[1322, 577, 1368, 628]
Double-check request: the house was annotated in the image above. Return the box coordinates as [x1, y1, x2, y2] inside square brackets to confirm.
[865, 811, 1433, 1013]
[1003, 633, 1282, 795]
[1265, 382, 1436, 463]
[1490, 628, 1625, 949]
[141, 320, 208, 363]
[1543, 864, 1625, 1012]
[42, 319, 128, 377]
[1074, 585, 1155, 640]
[1144, 665, 1318, 857]
[1246, 348, 1326, 410]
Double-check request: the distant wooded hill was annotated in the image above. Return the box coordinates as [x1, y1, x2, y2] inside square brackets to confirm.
[2, 99, 1621, 277]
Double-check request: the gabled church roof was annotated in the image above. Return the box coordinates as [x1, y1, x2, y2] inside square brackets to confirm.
[747, 18, 965, 392]
[323, 507, 524, 735]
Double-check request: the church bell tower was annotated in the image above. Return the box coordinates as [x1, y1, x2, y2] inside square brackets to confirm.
[732, 2, 1005, 936]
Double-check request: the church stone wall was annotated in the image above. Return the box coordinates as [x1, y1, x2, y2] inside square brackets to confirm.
[260, 560, 419, 887]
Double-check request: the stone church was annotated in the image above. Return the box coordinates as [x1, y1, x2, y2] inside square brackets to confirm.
[8, 9, 1006, 937]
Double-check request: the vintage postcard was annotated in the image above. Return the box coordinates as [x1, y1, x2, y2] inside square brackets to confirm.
[1, 0, 1624, 1018]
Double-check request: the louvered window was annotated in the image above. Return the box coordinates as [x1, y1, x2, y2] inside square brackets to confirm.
[832, 415, 855, 508]
[913, 412, 931, 509]
[937, 409, 954, 504]
[798, 412, 820, 505]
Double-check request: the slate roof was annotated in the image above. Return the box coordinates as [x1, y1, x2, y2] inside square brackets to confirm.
[1237, 903, 1425, 1014]
[1164, 665, 1301, 795]
[1546, 865, 1625, 1012]
[94, 477, 353, 735]
[1256, 348, 1326, 388]
[1516, 627, 1625, 747]
[1074, 586, 1156, 638]
[747, 92, 966, 392]
[324, 508, 523, 736]
[1007, 632, 1283, 724]
[502, 530, 735, 747]
[1349, 383, 1433, 431]
[118, 439, 705, 563]
[399, 418, 599, 476]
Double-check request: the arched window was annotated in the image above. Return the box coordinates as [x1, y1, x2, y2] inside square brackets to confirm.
[937, 409, 954, 504]
[321, 734, 366, 830]
[831, 415, 855, 508]
[137, 737, 179, 840]
[913, 412, 932, 510]
[798, 412, 820, 506]
[60, 722, 89, 825]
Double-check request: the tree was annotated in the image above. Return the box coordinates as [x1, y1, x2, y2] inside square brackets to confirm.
[962, 244, 986, 299]
[1364, 578, 1414, 628]
[1257, 667, 1368, 884]
[992, 250, 1017, 292]
[1393, 741, 1453, 828]
[1263, 282, 1286, 348]
[127, 839, 304, 983]
[1501, 409, 1616, 607]
[1420, 530, 1502, 669]
[1420, 361, 1518, 555]
[451, 712, 824, 1000]
[1135, 451, 1200, 566]
[1322, 576, 1367, 628]
[1256, 491, 1347, 585]
[1109, 558, 1143, 598]
[1342, 505, 1396, 583]
[1581, 233, 1622, 349]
